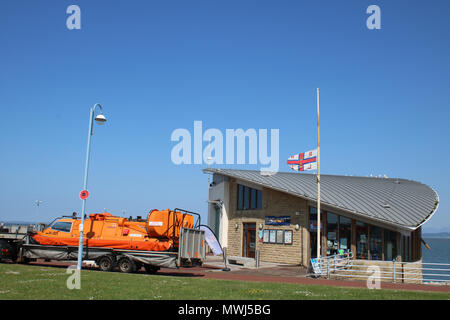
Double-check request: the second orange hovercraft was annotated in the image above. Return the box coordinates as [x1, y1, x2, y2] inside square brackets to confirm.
[31, 208, 199, 252]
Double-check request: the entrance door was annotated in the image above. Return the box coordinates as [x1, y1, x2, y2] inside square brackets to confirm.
[243, 223, 256, 258]
[214, 205, 221, 238]
[310, 231, 317, 258]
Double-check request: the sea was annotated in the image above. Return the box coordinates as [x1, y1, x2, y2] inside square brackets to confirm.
[422, 238, 450, 264]
[422, 238, 450, 283]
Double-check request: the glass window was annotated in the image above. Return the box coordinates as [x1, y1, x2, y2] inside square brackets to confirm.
[384, 230, 398, 261]
[309, 207, 318, 231]
[237, 185, 244, 210]
[369, 226, 383, 260]
[237, 184, 262, 210]
[309, 207, 325, 258]
[257, 190, 262, 209]
[403, 235, 408, 262]
[406, 235, 411, 262]
[243, 186, 249, 210]
[250, 188, 256, 209]
[51, 221, 72, 233]
[356, 221, 368, 259]
[339, 216, 351, 251]
[327, 213, 338, 255]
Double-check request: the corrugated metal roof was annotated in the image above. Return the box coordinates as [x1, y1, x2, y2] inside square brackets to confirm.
[203, 168, 439, 230]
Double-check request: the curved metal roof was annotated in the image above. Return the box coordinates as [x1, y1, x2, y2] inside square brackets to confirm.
[204, 169, 439, 230]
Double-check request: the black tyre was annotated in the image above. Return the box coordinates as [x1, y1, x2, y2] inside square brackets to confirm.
[0, 240, 12, 262]
[134, 262, 142, 271]
[97, 255, 115, 272]
[18, 256, 31, 264]
[118, 257, 136, 273]
[144, 264, 160, 274]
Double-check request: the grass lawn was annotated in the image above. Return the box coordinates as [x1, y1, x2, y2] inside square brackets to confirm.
[0, 263, 449, 300]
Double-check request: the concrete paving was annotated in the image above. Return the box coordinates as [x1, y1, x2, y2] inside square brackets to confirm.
[203, 254, 304, 274]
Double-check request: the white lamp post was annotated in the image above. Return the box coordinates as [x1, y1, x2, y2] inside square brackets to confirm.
[77, 103, 107, 270]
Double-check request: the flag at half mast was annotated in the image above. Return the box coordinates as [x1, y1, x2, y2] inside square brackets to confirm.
[287, 149, 317, 171]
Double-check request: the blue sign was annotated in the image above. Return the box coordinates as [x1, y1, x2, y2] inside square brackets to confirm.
[265, 216, 291, 226]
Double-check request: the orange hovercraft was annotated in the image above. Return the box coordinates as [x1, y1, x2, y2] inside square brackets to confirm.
[31, 208, 199, 252]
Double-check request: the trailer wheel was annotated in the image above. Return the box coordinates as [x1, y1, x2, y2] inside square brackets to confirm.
[134, 262, 143, 271]
[118, 257, 136, 273]
[144, 264, 160, 274]
[0, 240, 12, 263]
[97, 255, 115, 272]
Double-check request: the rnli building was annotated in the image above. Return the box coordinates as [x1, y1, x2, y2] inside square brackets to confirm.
[204, 169, 439, 266]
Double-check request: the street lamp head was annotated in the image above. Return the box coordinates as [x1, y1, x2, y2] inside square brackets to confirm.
[94, 114, 107, 125]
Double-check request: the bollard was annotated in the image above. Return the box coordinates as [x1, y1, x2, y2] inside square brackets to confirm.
[393, 260, 396, 283]
[255, 250, 260, 268]
[327, 259, 330, 278]
[222, 247, 230, 272]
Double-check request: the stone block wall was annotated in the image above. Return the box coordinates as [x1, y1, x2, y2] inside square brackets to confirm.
[226, 179, 309, 266]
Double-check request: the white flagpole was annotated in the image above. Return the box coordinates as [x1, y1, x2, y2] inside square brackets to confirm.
[316, 88, 321, 259]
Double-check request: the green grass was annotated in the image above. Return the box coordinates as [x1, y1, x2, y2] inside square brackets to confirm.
[0, 263, 449, 300]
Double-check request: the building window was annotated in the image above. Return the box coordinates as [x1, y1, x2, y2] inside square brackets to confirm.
[339, 216, 351, 251]
[324, 212, 352, 256]
[402, 235, 406, 262]
[326, 212, 339, 255]
[237, 185, 244, 210]
[309, 207, 318, 231]
[237, 184, 262, 210]
[243, 186, 249, 210]
[251, 188, 256, 209]
[356, 221, 368, 259]
[402, 235, 411, 262]
[257, 191, 262, 209]
[407, 236, 411, 261]
[384, 230, 398, 261]
[309, 207, 323, 258]
[369, 226, 383, 260]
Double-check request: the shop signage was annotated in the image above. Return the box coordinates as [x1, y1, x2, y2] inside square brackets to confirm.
[265, 216, 291, 226]
[262, 229, 293, 245]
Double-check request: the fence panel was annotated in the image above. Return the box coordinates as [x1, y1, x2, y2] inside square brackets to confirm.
[310, 252, 450, 285]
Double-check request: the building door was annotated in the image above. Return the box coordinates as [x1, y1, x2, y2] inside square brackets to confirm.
[310, 231, 317, 258]
[214, 205, 221, 239]
[243, 223, 256, 258]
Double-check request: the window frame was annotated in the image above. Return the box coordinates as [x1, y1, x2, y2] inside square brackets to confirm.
[237, 184, 262, 211]
[369, 225, 383, 261]
[50, 220, 73, 233]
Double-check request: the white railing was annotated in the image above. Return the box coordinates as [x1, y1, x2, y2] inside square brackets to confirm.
[310, 251, 354, 277]
[310, 252, 450, 285]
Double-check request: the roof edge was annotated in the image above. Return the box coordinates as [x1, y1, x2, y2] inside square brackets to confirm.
[415, 184, 440, 229]
[204, 168, 420, 231]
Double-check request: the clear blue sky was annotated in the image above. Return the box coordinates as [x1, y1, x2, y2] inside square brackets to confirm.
[0, 0, 449, 232]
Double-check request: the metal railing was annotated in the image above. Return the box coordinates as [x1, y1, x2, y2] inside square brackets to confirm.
[310, 252, 450, 285]
[310, 251, 354, 277]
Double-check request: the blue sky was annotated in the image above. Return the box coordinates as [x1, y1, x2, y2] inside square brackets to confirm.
[0, 0, 449, 232]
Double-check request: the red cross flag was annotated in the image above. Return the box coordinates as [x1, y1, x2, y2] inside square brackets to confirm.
[287, 149, 317, 171]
